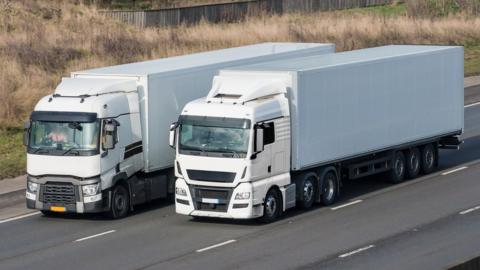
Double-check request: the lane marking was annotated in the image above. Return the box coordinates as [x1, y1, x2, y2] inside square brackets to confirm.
[460, 205, 480, 215]
[196, 239, 236, 253]
[0, 211, 41, 224]
[441, 166, 468, 176]
[465, 101, 480, 108]
[73, 230, 116, 242]
[331, 200, 363, 211]
[338, 245, 375, 258]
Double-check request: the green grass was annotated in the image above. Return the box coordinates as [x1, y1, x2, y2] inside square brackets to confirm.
[0, 128, 26, 180]
[465, 45, 480, 77]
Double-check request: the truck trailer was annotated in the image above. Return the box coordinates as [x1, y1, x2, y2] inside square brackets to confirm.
[172, 45, 464, 222]
[24, 42, 335, 218]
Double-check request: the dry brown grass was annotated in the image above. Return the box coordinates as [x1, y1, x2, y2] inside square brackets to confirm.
[1, 0, 480, 127]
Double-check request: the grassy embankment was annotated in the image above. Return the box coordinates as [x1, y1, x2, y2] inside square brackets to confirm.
[0, 0, 479, 179]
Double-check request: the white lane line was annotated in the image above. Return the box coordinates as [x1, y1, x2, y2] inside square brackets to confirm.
[460, 205, 480, 215]
[196, 239, 236, 253]
[73, 230, 116, 242]
[441, 166, 468, 176]
[0, 211, 41, 224]
[331, 200, 363, 211]
[338, 245, 375, 258]
[465, 101, 480, 108]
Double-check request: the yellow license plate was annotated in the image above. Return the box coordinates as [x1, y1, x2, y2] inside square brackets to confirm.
[50, 206, 66, 212]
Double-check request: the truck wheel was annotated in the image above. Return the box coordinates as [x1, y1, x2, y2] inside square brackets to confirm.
[320, 171, 338, 206]
[108, 184, 130, 219]
[298, 175, 317, 209]
[389, 151, 406, 183]
[406, 148, 421, 179]
[259, 188, 282, 223]
[421, 144, 437, 174]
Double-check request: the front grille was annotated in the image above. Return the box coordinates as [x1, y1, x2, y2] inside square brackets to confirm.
[197, 202, 228, 212]
[187, 170, 236, 183]
[43, 194, 76, 204]
[190, 186, 233, 213]
[44, 184, 75, 195]
[41, 183, 76, 205]
[194, 189, 229, 200]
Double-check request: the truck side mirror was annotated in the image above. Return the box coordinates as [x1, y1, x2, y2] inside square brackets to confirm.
[169, 122, 178, 149]
[103, 122, 118, 150]
[23, 121, 31, 147]
[254, 127, 264, 153]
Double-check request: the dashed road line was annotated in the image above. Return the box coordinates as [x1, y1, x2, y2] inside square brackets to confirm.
[465, 101, 480, 108]
[73, 230, 116, 242]
[338, 245, 375, 258]
[459, 205, 480, 215]
[331, 200, 363, 211]
[0, 211, 41, 224]
[196, 239, 236, 253]
[441, 166, 468, 176]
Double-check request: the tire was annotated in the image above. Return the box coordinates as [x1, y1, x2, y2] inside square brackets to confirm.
[389, 151, 406, 183]
[259, 188, 282, 223]
[405, 147, 421, 179]
[421, 144, 437, 174]
[298, 175, 317, 209]
[320, 171, 339, 206]
[107, 184, 130, 219]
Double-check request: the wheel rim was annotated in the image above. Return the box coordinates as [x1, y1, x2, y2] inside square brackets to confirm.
[425, 149, 434, 168]
[303, 180, 314, 203]
[114, 189, 126, 214]
[395, 156, 404, 177]
[410, 152, 419, 172]
[265, 194, 277, 217]
[323, 175, 335, 201]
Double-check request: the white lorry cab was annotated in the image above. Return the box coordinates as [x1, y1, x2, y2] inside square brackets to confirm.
[24, 43, 335, 218]
[172, 45, 464, 222]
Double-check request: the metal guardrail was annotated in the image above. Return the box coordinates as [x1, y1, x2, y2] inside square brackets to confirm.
[101, 0, 393, 28]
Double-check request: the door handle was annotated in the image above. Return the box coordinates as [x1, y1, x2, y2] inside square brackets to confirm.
[268, 165, 271, 173]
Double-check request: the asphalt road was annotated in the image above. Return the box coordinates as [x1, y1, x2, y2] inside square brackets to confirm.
[1, 105, 480, 270]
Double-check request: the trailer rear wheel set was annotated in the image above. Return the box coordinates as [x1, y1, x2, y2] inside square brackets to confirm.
[262, 143, 440, 222]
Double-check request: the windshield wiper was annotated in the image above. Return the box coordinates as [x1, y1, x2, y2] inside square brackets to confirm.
[31, 148, 50, 154]
[62, 148, 81, 156]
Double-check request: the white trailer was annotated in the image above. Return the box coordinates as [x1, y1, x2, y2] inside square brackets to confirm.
[172, 45, 464, 222]
[24, 43, 335, 218]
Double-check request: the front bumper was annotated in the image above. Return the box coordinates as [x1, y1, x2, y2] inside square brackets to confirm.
[175, 178, 263, 219]
[26, 176, 107, 214]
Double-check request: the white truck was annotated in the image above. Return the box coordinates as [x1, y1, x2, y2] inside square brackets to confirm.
[23, 43, 335, 218]
[172, 45, 464, 222]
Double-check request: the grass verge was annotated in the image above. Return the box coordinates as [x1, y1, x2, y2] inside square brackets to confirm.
[0, 128, 25, 180]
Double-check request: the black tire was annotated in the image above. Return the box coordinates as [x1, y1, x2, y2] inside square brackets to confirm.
[421, 144, 437, 174]
[320, 171, 339, 206]
[298, 175, 317, 209]
[389, 151, 406, 183]
[107, 184, 130, 219]
[405, 148, 421, 179]
[259, 188, 282, 223]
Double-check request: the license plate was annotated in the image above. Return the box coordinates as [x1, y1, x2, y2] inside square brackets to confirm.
[50, 206, 66, 212]
[202, 198, 220, 204]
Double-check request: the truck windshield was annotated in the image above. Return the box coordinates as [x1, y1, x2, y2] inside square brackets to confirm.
[28, 121, 100, 156]
[179, 117, 250, 158]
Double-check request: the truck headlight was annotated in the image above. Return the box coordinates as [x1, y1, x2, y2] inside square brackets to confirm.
[175, 187, 187, 196]
[82, 183, 100, 196]
[235, 192, 250, 200]
[27, 181, 38, 193]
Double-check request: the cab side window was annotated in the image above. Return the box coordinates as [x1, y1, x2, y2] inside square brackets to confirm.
[263, 122, 275, 145]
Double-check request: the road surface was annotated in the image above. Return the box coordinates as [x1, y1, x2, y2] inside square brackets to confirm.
[1, 104, 480, 270]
